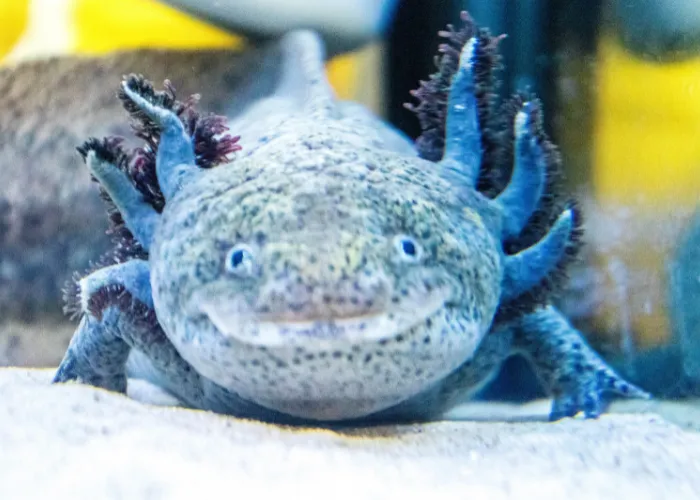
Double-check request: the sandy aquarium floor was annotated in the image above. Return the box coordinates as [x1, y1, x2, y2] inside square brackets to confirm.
[2, 367, 700, 499]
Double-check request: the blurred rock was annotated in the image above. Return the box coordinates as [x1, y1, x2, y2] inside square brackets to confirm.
[611, 0, 700, 61]
[162, 0, 400, 55]
[0, 48, 258, 326]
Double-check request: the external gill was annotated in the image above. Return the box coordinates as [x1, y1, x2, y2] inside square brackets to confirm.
[78, 141, 159, 251]
[433, 32, 580, 312]
[120, 79, 198, 201]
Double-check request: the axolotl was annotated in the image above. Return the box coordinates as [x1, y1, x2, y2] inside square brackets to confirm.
[53, 14, 648, 423]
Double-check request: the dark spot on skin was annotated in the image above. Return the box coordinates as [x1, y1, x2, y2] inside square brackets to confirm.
[332, 351, 342, 359]
[423, 336, 431, 344]
[364, 354, 373, 363]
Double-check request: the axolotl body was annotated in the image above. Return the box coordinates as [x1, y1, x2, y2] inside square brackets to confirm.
[54, 15, 648, 423]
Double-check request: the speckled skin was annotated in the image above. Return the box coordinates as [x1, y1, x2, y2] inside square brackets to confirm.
[54, 28, 648, 423]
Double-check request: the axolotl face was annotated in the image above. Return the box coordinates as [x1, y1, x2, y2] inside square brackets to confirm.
[150, 143, 503, 421]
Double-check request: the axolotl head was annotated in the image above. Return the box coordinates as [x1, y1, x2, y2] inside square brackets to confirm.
[150, 140, 503, 421]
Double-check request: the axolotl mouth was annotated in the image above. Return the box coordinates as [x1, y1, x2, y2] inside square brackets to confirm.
[193, 286, 451, 347]
[181, 285, 486, 421]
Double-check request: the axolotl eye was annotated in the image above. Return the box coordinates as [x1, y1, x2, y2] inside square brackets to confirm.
[225, 244, 255, 275]
[393, 235, 422, 263]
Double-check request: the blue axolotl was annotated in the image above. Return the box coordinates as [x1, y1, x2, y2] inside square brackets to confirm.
[53, 13, 648, 423]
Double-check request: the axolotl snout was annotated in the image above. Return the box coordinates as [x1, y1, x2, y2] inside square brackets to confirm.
[54, 16, 648, 423]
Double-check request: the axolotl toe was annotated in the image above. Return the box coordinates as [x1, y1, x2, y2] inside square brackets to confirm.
[54, 13, 649, 424]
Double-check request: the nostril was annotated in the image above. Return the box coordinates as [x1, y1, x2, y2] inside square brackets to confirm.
[288, 302, 306, 313]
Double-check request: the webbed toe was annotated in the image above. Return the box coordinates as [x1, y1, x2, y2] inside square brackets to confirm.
[548, 360, 650, 421]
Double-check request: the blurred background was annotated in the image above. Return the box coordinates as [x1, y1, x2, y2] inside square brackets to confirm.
[0, 0, 699, 402]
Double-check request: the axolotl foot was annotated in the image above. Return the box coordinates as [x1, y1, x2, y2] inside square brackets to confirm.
[508, 306, 651, 420]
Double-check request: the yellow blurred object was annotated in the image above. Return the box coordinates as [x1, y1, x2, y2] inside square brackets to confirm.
[74, 0, 244, 53]
[592, 34, 700, 347]
[594, 35, 700, 208]
[0, 0, 373, 104]
[0, 1, 29, 60]
[1, 0, 243, 64]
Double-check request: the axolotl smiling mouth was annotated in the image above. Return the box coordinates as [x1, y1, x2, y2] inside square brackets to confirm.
[190, 278, 453, 348]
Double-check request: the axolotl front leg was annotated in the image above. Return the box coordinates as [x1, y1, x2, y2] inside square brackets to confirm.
[52, 258, 206, 406]
[54, 78, 206, 405]
[507, 306, 650, 420]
